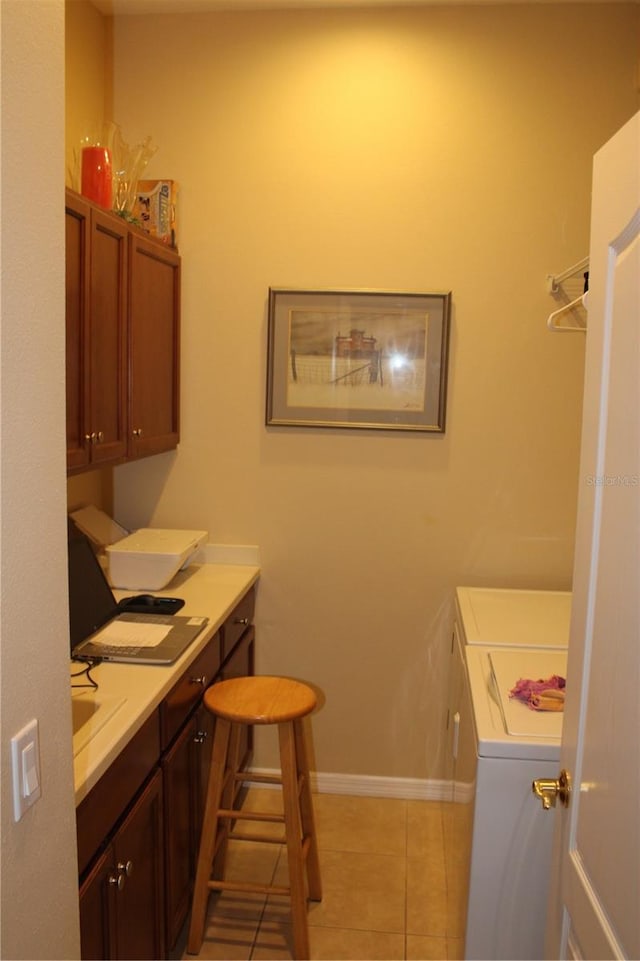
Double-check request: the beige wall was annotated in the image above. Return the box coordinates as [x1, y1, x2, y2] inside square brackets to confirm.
[79, 3, 638, 782]
[1, 2, 80, 958]
[65, 0, 112, 189]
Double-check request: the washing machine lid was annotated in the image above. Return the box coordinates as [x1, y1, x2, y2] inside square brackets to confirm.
[456, 586, 571, 648]
[466, 646, 565, 760]
[489, 649, 567, 740]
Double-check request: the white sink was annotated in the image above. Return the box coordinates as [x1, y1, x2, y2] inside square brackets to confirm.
[71, 693, 127, 756]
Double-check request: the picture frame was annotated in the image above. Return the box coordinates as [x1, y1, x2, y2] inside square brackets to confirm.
[266, 287, 451, 432]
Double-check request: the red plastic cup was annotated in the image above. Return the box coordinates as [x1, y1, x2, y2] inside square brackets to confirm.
[81, 146, 113, 208]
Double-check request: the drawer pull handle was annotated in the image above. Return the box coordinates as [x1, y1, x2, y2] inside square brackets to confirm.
[193, 730, 208, 744]
[190, 675, 207, 686]
[235, 617, 249, 626]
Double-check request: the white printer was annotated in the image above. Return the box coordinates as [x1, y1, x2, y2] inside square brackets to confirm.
[70, 505, 207, 590]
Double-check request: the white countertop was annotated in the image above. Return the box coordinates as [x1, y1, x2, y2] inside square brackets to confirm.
[70, 562, 260, 805]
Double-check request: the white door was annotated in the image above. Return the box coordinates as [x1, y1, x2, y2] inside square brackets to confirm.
[543, 112, 640, 959]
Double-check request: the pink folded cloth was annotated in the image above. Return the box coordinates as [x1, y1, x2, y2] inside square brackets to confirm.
[509, 674, 566, 712]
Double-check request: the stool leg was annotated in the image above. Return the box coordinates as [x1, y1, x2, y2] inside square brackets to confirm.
[187, 717, 231, 955]
[293, 718, 322, 901]
[211, 721, 243, 881]
[279, 720, 311, 961]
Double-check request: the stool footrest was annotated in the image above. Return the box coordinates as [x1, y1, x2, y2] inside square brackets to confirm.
[218, 807, 285, 824]
[229, 831, 286, 845]
[237, 771, 282, 786]
[207, 878, 291, 898]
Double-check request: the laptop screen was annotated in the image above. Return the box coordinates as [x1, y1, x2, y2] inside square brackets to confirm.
[68, 518, 119, 652]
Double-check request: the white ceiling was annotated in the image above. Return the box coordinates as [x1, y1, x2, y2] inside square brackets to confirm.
[92, 0, 634, 14]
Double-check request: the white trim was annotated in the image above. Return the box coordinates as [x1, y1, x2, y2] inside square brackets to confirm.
[247, 768, 451, 801]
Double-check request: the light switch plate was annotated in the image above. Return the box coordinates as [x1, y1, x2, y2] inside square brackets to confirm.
[11, 718, 41, 821]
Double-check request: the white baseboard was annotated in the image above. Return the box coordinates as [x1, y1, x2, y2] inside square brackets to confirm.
[248, 768, 451, 802]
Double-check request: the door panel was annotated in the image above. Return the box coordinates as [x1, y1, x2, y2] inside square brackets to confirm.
[112, 771, 165, 961]
[65, 195, 90, 470]
[89, 210, 128, 465]
[128, 233, 180, 458]
[546, 111, 639, 960]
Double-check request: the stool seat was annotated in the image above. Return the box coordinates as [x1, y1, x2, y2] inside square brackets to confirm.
[188, 675, 322, 960]
[205, 675, 317, 725]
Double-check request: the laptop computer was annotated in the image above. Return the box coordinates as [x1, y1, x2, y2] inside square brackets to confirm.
[68, 519, 209, 665]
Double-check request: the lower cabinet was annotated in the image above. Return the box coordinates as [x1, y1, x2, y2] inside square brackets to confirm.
[162, 713, 198, 950]
[79, 770, 165, 961]
[76, 592, 256, 961]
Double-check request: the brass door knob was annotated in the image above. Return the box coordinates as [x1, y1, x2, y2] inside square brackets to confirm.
[532, 769, 571, 810]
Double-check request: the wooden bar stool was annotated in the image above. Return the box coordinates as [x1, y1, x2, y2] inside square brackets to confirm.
[187, 675, 322, 960]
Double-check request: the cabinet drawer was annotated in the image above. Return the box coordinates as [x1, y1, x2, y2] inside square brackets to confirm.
[76, 709, 160, 877]
[160, 631, 221, 749]
[221, 587, 255, 661]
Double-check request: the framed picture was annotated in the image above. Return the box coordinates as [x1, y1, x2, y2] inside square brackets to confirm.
[266, 287, 451, 432]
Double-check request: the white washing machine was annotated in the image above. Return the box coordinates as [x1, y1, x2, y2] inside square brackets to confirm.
[445, 587, 571, 960]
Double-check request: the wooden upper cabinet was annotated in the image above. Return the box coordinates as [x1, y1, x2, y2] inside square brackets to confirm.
[65, 189, 181, 474]
[128, 233, 180, 459]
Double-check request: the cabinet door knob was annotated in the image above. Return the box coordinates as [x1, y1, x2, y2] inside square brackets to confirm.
[96, 430, 104, 443]
[193, 730, 208, 744]
[132, 427, 143, 437]
[108, 871, 125, 891]
[190, 675, 207, 687]
[235, 617, 249, 626]
[84, 432, 97, 444]
[117, 860, 134, 877]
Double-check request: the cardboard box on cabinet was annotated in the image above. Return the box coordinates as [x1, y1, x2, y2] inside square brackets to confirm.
[135, 179, 178, 247]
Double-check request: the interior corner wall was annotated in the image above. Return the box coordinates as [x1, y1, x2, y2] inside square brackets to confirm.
[1, 2, 80, 958]
[65, 0, 111, 189]
[108, 4, 638, 781]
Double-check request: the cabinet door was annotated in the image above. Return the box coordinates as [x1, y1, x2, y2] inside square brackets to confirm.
[128, 233, 180, 459]
[162, 713, 198, 951]
[79, 847, 117, 961]
[88, 209, 128, 466]
[78, 772, 164, 961]
[220, 627, 255, 771]
[112, 770, 165, 961]
[193, 701, 216, 850]
[65, 192, 91, 471]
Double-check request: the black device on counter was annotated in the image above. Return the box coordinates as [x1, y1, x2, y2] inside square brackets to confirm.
[117, 594, 185, 615]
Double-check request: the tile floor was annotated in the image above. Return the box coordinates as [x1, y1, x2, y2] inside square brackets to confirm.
[178, 789, 464, 961]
